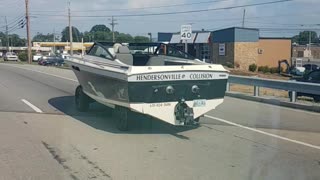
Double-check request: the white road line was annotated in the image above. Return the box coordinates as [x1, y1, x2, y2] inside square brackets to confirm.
[21, 99, 43, 113]
[205, 115, 320, 150]
[2, 64, 78, 82]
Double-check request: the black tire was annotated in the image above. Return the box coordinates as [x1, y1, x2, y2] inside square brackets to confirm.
[75, 86, 90, 112]
[114, 106, 129, 131]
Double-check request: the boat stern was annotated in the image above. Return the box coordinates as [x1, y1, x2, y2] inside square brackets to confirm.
[127, 65, 228, 125]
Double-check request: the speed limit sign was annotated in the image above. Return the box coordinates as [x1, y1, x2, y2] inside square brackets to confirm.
[181, 25, 192, 40]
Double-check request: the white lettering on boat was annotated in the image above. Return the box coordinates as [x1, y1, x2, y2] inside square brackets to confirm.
[131, 72, 228, 82]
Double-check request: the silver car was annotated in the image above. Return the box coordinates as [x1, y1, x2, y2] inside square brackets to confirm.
[4, 52, 19, 61]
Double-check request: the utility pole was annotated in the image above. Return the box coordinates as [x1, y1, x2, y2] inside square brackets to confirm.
[109, 16, 118, 42]
[242, 9, 246, 28]
[308, 31, 312, 58]
[53, 28, 56, 54]
[5, 16, 9, 52]
[68, 1, 73, 55]
[25, 0, 32, 64]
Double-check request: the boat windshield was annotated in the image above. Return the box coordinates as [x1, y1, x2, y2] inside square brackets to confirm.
[128, 43, 196, 60]
[98, 42, 196, 61]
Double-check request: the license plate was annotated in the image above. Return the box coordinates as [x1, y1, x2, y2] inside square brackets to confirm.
[193, 99, 206, 107]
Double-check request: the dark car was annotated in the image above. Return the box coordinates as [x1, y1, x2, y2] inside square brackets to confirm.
[38, 56, 64, 66]
[303, 64, 319, 71]
[289, 69, 320, 102]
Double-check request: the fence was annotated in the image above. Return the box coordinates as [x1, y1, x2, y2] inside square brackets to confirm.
[227, 75, 320, 102]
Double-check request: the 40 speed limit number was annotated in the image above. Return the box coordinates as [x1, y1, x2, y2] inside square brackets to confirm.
[181, 25, 192, 40]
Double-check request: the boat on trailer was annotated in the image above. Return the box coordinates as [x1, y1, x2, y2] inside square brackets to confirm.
[66, 42, 229, 131]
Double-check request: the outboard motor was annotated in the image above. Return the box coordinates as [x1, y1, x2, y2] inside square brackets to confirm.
[174, 98, 194, 125]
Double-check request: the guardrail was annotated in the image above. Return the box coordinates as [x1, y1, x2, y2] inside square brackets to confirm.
[227, 75, 320, 102]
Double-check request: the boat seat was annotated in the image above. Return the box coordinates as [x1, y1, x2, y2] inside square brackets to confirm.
[116, 46, 133, 65]
[146, 56, 165, 66]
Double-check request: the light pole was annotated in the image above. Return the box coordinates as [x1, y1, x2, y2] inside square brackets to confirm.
[148, 33, 152, 42]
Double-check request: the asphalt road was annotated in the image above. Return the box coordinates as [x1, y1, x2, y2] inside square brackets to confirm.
[0, 63, 319, 180]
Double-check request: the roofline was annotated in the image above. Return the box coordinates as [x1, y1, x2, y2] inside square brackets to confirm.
[212, 27, 259, 33]
[259, 37, 292, 40]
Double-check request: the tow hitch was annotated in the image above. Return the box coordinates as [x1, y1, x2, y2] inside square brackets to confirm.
[174, 99, 195, 125]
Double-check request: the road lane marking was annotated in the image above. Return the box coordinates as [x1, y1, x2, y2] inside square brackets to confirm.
[2, 64, 78, 82]
[205, 115, 320, 150]
[21, 99, 43, 113]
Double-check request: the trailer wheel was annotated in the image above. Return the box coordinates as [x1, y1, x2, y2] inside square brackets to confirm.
[114, 106, 129, 131]
[75, 85, 90, 112]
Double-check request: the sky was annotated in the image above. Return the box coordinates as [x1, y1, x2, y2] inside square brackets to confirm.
[0, 0, 319, 39]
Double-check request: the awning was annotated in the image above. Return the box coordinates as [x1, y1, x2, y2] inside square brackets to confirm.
[194, 32, 211, 43]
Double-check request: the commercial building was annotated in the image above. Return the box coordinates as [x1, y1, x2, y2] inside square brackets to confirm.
[212, 27, 292, 70]
[159, 27, 292, 71]
[292, 45, 320, 59]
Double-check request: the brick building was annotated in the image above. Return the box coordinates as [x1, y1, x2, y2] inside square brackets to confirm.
[211, 27, 292, 70]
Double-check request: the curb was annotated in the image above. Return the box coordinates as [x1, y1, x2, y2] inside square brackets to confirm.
[226, 92, 320, 113]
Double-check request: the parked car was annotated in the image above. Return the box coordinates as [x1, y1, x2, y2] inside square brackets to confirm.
[289, 69, 320, 102]
[303, 64, 319, 71]
[4, 52, 18, 61]
[33, 54, 43, 61]
[38, 56, 64, 66]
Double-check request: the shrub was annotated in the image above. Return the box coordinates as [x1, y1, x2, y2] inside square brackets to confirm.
[258, 66, 270, 73]
[249, 64, 257, 72]
[224, 62, 234, 68]
[18, 52, 28, 61]
[270, 67, 279, 74]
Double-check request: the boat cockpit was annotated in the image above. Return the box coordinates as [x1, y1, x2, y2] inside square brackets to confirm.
[86, 42, 205, 67]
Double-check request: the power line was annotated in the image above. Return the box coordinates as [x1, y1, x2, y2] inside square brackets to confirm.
[72, 0, 239, 12]
[30, 0, 293, 18]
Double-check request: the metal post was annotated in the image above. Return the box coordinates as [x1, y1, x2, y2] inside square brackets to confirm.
[185, 40, 188, 53]
[254, 86, 260, 97]
[226, 82, 230, 92]
[290, 91, 297, 103]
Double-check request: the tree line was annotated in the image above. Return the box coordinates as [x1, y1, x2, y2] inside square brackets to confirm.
[33, 24, 150, 43]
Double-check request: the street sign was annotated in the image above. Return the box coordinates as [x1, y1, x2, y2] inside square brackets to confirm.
[181, 25, 192, 40]
[219, 43, 225, 56]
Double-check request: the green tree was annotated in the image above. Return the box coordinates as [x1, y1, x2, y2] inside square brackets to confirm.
[90, 24, 111, 33]
[32, 33, 55, 42]
[134, 36, 150, 43]
[0, 32, 26, 47]
[116, 33, 134, 43]
[292, 31, 319, 45]
[61, 26, 82, 42]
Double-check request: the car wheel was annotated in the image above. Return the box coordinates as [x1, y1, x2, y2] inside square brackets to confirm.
[75, 85, 90, 112]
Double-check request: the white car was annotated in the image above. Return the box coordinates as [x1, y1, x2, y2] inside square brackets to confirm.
[33, 54, 42, 61]
[4, 52, 18, 61]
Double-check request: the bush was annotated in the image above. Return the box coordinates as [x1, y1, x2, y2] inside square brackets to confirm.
[249, 64, 257, 72]
[224, 62, 234, 68]
[18, 52, 28, 61]
[258, 66, 270, 73]
[270, 67, 279, 74]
